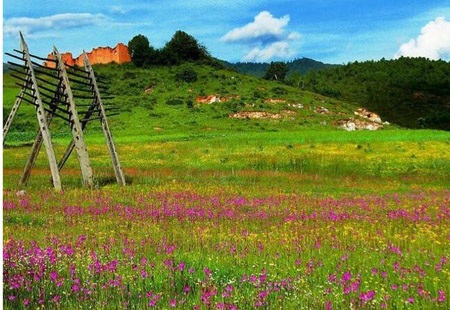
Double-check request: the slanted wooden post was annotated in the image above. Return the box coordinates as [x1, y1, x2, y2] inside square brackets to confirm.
[53, 46, 94, 187]
[83, 52, 126, 185]
[3, 88, 25, 142]
[19, 78, 64, 186]
[56, 52, 126, 186]
[18, 32, 62, 190]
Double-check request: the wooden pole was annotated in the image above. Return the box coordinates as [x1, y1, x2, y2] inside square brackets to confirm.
[19, 79, 64, 186]
[19, 32, 62, 190]
[53, 46, 94, 187]
[83, 52, 126, 185]
[3, 88, 25, 142]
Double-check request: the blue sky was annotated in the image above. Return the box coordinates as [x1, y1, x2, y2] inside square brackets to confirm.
[3, 0, 450, 64]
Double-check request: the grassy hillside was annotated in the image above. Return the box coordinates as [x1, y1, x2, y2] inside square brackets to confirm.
[3, 62, 374, 144]
[297, 57, 450, 130]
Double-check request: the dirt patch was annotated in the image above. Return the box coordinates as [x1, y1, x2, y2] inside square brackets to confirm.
[229, 110, 296, 120]
[195, 95, 221, 104]
[144, 86, 154, 93]
[264, 98, 286, 104]
[315, 106, 330, 114]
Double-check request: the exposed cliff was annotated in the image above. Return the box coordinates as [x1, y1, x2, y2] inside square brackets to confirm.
[45, 43, 131, 68]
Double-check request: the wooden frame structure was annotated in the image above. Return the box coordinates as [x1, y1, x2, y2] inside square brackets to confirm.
[3, 32, 125, 189]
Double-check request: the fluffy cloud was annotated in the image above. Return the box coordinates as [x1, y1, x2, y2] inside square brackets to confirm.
[222, 11, 301, 62]
[242, 41, 296, 62]
[222, 11, 289, 43]
[4, 13, 107, 37]
[395, 17, 450, 60]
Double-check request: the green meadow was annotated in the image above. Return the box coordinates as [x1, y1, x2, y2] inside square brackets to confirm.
[3, 63, 450, 309]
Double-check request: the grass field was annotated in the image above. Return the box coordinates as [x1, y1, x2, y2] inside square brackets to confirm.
[3, 64, 450, 309]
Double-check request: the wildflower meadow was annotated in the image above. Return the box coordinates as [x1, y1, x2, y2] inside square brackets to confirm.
[3, 130, 450, 309]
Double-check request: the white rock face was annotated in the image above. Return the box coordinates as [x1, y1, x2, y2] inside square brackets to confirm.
[342, 122, 356, 131]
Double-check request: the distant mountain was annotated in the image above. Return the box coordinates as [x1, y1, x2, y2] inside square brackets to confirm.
[222, 58, 337, 77]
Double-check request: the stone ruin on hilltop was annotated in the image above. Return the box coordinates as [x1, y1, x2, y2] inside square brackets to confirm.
[44, 43, 131, 68]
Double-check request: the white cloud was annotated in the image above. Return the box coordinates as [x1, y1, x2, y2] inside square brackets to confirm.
[287, 31, 301, 41]
[395, 17, 450, 60]
[221, 11, 290, 43]
[222, 11, 301, 62]
[110, 6, 127, 15]
[4, 13, 108, 38]
[242, 41, 296, 62]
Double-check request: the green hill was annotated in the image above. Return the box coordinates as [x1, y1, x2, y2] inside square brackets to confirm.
[297, 57, 450, 130]
[223, 58, 336, 77]
[3, 62, 375, 144]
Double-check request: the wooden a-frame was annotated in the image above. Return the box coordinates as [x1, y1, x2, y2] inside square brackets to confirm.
[3, 33, 125, 188]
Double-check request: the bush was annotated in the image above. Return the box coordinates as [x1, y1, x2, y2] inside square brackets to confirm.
[263, 62, 288, 81]
[165, 98, 184, 106]
[175, 67, 198, 83]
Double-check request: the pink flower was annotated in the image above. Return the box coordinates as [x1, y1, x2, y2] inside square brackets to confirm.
[326, 300, 332, 310]
[8, 295, 16, 301]
[179, 261, 185, 272]
[407, 297, 415, 303]
[50, 271, 57, 281]
[169, 299, 176, 307]
[438, 290, 445, 302]
[359, 290, 375, 303]
[23, 299, 30, 306]
[342, 272, 351, 283]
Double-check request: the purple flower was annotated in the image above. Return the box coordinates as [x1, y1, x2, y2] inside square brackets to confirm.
[438, 290, 445, 302]
[342, 272, 351, 283]
[359, 290, 375, 303]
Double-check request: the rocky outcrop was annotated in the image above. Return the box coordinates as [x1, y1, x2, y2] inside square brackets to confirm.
[338, 118, 383, 131]
[354, 108, 382, 123]
[44, 43, 131, 68]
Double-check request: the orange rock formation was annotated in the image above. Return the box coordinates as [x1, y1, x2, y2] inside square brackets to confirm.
[44, 43, 131, 68]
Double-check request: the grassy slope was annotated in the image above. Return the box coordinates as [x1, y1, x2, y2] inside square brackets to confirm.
[3, 62, 450, 193]
[3, 62, 372, 142]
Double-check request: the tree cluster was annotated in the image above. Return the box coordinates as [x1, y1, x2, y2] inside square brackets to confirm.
[291, 57, 450, 130]
[128, 31, 213, 67]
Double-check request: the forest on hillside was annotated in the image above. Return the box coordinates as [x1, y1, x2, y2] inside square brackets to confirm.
[288, 57, 450, 130]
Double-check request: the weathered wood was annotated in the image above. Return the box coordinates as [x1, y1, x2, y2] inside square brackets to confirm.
[19, 79, 64, 186]
[84, 52, 126, 186]
[19, 32, 62, 190]
[3, 88, 25, 142]
[57, 53, 125, 186]
[54, 46, 94, 188]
